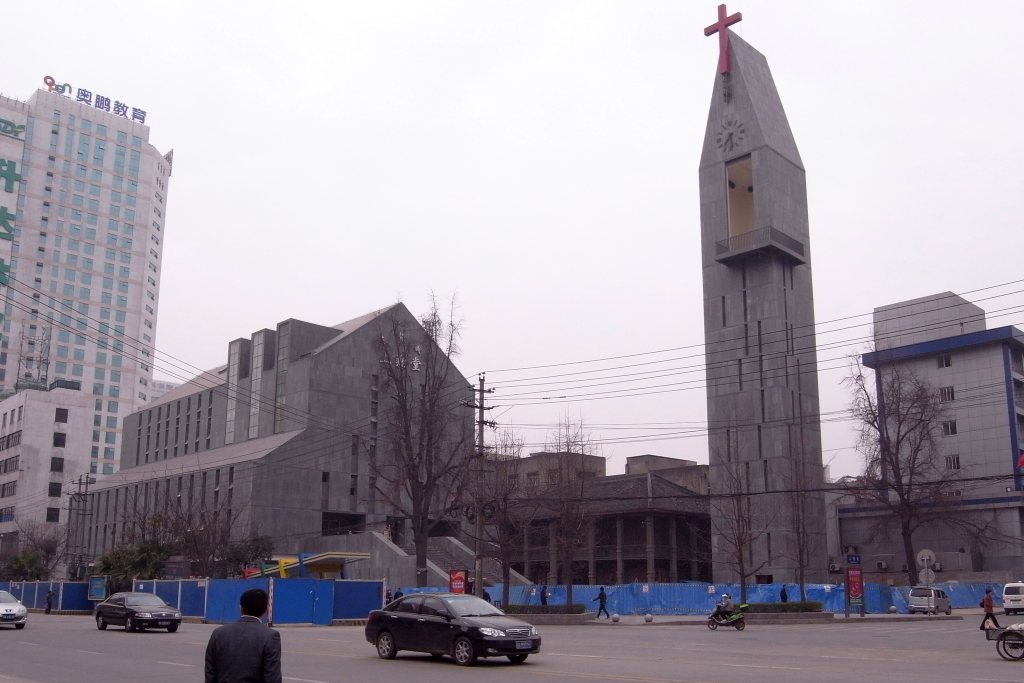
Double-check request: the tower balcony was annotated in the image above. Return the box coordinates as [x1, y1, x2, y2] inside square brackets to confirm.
[714, 225, 806, 265]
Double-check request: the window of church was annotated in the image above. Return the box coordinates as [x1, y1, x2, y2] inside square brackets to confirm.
[726, 157, 754, 236]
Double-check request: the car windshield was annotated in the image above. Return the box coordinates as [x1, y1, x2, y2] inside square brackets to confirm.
[0, 591, 18, 603]
[125, 595, 169, 607]
[909, 588, 932, 598]
[442, 595, 504, 617]
[1006, 586, 1023, 596]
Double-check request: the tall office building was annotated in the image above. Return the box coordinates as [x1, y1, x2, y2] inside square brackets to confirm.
[0, 81, 172, 475]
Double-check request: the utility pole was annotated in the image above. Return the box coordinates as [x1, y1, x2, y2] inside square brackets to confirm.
[469, 373, 494, 597]
[66, 473, 96, 580]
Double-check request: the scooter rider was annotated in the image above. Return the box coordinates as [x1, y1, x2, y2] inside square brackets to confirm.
[712, 593, 735, 621]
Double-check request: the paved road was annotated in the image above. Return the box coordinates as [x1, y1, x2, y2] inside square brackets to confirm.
[1, 612, 1020, 683]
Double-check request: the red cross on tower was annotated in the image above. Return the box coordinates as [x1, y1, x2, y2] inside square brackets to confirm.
[704, 3, 743, 74]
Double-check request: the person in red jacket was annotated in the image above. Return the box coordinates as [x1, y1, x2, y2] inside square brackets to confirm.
[981, 588, 1001, 630]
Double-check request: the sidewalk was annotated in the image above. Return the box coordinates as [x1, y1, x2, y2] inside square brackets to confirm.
[584, 610, 991, 626]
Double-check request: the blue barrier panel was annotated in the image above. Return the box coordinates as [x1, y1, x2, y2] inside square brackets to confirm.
[311, 580, 334, 625]
[179, 581, 207, 617]
[272, 579, 320, 624]
[154, 580, 182, 609]
[60, 582, 91, 611]
[206, 578, 270, 624]
[335, 580, 384, 619]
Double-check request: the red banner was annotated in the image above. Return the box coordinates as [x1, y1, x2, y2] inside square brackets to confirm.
[449, 569, 467, 594]
[847, 566, 864, 606]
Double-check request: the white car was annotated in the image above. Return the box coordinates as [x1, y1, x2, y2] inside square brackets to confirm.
[0, 590, 27, 629]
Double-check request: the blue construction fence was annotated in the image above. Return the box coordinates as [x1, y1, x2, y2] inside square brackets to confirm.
[392, 581, 1008, 615]
[0, 578, 383, 624]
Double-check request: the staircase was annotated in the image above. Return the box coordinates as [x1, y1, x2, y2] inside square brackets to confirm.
[402, 537, 529, 587]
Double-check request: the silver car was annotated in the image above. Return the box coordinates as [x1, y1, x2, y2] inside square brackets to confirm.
[0, 590, 28, 629]
[908, 586, 951, 615]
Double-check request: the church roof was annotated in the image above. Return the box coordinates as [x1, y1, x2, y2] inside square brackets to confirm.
[91, 428, 306, 490]
[311, 303, 405, 356]
[699, 30, 803, 170]
[145, 365, 228, 409]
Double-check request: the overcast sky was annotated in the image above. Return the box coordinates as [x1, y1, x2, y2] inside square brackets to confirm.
[4, 1, 1022, 479]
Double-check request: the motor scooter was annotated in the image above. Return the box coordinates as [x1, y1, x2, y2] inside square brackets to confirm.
[707, 603, 748, 631]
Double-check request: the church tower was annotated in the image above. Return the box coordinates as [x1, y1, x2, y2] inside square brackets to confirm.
[699, 6, 827, 584]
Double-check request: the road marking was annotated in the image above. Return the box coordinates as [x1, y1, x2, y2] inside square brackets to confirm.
[73, 650, 104, 655]
[157, 661, 195, 667]
[285, 678, 329, 683]
[723, 663, 801, 671]
[816, 654, 901, 662]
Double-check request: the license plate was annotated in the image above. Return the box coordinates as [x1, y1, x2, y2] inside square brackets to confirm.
[157, 621, 170, 626]
[515, 641, 532, 650]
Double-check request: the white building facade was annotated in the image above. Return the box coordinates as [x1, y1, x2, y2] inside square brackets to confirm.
[0, 383, 92, 573]
[0, 83, 172, 475]
[838, 293, 1024, 577]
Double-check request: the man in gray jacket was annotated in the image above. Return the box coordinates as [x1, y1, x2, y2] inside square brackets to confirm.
[205, 588, 282, 683]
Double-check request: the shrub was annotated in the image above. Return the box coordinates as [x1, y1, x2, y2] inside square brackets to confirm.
[743, 600, 822, 613]
[503, 603, 587, 615]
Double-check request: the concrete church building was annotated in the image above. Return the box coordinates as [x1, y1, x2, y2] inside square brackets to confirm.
[699, 7, 827, 583]
[67, 304, 474, 585]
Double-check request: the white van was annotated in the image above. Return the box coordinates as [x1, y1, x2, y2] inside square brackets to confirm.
[1003, 583, 1024, 615]
[908, 586, 951, 615]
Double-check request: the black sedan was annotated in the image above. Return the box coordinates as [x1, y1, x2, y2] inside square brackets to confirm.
[94, 592, 182, 633]
[365, 593, 541, 666]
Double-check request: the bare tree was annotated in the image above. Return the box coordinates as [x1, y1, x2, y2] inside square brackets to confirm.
[472, 428, 528, 608]
[370, 297, 475, 587]
[540, 415, 600, 609]
[709, 428, 775, 603]
[113, 484, 265, 579]
[783, 450, 815, 602]
[15, 520, 66, 578]
[846, 357, 983, 585]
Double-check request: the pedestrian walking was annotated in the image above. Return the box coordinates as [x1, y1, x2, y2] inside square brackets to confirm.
[593, 587, 610, 619]
[539, 585, 548, 606]
[780, 585, 788, 603]
[980, 588, 1001, 630]
[44, 590, 53, 615]
[205, 588, 282, 683]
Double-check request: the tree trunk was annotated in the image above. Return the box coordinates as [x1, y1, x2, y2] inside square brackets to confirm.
[501, 561, 510, 608]
[900, 517, 917, 586]
[414, 533, 430, 587]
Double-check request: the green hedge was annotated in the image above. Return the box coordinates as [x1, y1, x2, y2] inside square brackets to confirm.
[743, 600, 822, 613]
[503, 603, 587, 615]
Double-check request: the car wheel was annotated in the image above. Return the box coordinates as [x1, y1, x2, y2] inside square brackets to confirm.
[14, 623, 25, 630]
[96, 614, 107, 630]
[126, 616, 136, 632]
[452, 636, 477, 666]
[376, 631, 397, 659]
[945, 605, 952, 616]
[167, 623, 179, 633]
[707, 618, 718, 630]
[735, 619, 746, 631]
[507, 654, 528, 664]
